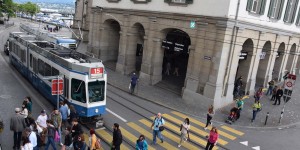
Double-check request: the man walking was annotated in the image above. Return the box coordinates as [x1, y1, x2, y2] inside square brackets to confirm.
[10, 108, 26, 150]
[36, 110, 48, 145]
[150, 113, 165, 145]
[273, 87, 283, 105]
[130, 73, 139, 94]
[266, 80, 275, 96]
[251, 100, 262, 122]
[59, 101, 68, 128]
[112, 123, 122, 150]
[51, 108, 62, 145]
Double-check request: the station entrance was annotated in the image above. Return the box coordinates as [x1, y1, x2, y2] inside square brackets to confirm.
[158, 29, 191, 93]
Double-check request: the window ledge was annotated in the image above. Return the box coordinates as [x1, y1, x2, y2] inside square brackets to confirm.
[107, 0, 121, 3]
[167, 2, 188, 7]
[131, 0, 151, 4]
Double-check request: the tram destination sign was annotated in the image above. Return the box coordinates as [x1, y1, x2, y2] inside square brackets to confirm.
[90, 67, 104, 78]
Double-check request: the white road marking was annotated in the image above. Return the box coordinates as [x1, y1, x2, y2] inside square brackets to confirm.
[106, 108, 127, 122]
[240, 141, 248, 146]
[252, 146, 260, 150]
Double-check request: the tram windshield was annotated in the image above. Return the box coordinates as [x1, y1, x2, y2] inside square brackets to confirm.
[88, 81, 105, 103]
[71, 79, 86, 103]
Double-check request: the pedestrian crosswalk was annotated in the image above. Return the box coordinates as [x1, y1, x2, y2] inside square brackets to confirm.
[91, 111, 245, 150]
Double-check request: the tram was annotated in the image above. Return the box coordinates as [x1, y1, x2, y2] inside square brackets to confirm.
[8, 32, 107, 122]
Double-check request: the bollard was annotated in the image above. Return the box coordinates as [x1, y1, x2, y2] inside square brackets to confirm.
[264, 112, 269, 125]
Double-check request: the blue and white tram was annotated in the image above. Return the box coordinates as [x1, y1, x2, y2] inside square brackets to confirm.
[8, 32, 107, 120]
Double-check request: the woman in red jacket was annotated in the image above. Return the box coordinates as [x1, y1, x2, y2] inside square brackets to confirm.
[205, 127, 219, 150]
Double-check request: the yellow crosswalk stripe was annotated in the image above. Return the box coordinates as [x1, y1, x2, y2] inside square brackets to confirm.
[139, 119, 199, 150]
[171, 111, 237, 140]
[162, 114, 228, 145]
[95, 129, 130, 150]
[119, 127, 155, 150]
[127, 122, 179, 150]
[150, 116, 216, 149]
[221, 126, 244, 136]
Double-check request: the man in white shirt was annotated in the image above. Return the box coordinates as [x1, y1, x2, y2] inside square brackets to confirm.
[25, 127, 38, 150]
[36, 110, 47, 145]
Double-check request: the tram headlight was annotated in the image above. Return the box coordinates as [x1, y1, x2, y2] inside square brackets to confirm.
[95, 109, 99, 113]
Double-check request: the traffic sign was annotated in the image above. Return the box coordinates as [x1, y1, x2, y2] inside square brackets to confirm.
[284, 78, 295, 90]
[52, 79, 63, 95]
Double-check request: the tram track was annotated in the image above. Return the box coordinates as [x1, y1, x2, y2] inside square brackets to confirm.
[107, 85, 230, 150]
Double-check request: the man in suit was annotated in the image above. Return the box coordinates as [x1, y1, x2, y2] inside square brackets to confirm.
[10, 108, 26, 150]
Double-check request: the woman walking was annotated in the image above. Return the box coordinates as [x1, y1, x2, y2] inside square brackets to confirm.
[45, 120, 57, 150]
[204, 105, 214, 130]
[73, 134, 87, 150]
[136, 134, 148, 150]
[89, 128, 97, 150]
[21, 137, 33, 150]
[178, 118, 190, 148]
[254, 88, 263, 102]
[251, 100, 262, 122]
[205, 127, 219, 150]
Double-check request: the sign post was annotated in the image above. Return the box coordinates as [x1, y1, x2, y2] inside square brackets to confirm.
[52, 76, 63, 109]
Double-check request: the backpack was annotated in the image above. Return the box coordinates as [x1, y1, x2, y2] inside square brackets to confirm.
[95, 138, 101, 149]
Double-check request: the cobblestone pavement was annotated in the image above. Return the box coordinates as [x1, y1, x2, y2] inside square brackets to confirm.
[26, 19, 300, 128]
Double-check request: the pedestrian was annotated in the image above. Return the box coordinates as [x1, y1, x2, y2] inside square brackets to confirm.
[271, 86, 278, 101]
[23, 96, 32, 114]
[266, 80, 275, 96]
[63, 100, 70, 119]
[89, 128, 97, 150]
[205, 127, 219, 150]
[136, 134, 148, 150]
[71, 118, 83, 146]
[254, 87, 263, 102]
[36, 110, 47, 145]
[178, 118, 190, 148]
[150, 113, 165, 145]
[165, 62, 171, 75]
[25, 127, 38, 150]
[45, 120, 57, 150]
[251, 100, 262, 122]
[74, 134, 87, 150]
[130, 73, 139, 94]
[112, 123, 123, 150]
[62, 126, 73, 150]
[10, 107, 26, 150]
[235, 98, 244, 120]
[204, 105, 214, 130]
[21, 136, 33, 150]
[59, 101, 68, 128]
[51, 107, 62, 145]
[28, 118, 42, 148]
[273, 87, 283, 105]
[20, 104, 29, 126]
[69, 105, 78, 124]
[173, 62, 179, 76]
[233, 76, 243, 98]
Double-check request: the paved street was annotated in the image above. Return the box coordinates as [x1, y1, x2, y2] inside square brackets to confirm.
[0, 18, 300, 150]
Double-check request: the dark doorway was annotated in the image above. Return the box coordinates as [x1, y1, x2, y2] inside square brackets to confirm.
[158, 29, 191, 94]
[135, 44, 143, 71]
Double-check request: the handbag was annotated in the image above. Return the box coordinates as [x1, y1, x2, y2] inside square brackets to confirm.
[95, 138, 101, 149]
[54, 130, 60, 142]
[159, 126, 165, 131]
[36, 124, 43, 134]
[179, 124, 183, 131]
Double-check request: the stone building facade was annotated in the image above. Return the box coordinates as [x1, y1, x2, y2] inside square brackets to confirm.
[75, 0, 300, 109]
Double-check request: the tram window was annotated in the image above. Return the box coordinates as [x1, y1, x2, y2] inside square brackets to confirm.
[71, 79, 86, 103]
[88, 81, 105, 103]
[38, 59, 45, 76]
[33, 57, 38, 73]
[44, 63, 51, 76]
[51, 67, 59, 76]
[30, 54, 32, 68]
[21, 50, 26, 63]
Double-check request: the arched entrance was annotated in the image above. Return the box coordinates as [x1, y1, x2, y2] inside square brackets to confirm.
[256, 41, 271, 87]
[158, 29, 191, 93]
[235, 39, 254, 95]
[101, 19, 121, 70]
[130, 23, 145, 73]
[273, 43, 285, 81]
[285, 44, 297, 73]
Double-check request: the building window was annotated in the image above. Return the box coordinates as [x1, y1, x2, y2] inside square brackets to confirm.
[296, 7, 300, 25]
[284, 0, 299, 23]
[164, 0, 193, 5]
[246, 0, 267, 15]
[131, 0, 151, 3]
[268, 0, 285, 19]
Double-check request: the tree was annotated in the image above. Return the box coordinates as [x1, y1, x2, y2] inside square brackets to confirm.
[22, 2, 39, 17]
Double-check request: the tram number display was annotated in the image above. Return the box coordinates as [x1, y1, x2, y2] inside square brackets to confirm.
[90, 67, 103, 78]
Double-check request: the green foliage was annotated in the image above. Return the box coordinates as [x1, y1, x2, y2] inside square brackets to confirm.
[0, 0, 39, 17]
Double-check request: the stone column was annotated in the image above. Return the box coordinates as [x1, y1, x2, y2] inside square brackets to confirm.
[116, 15, 129, 74]
[140, 18, 157, 84]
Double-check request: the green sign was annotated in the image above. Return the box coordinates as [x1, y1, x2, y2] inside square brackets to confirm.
[190, 21, 196, 29]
